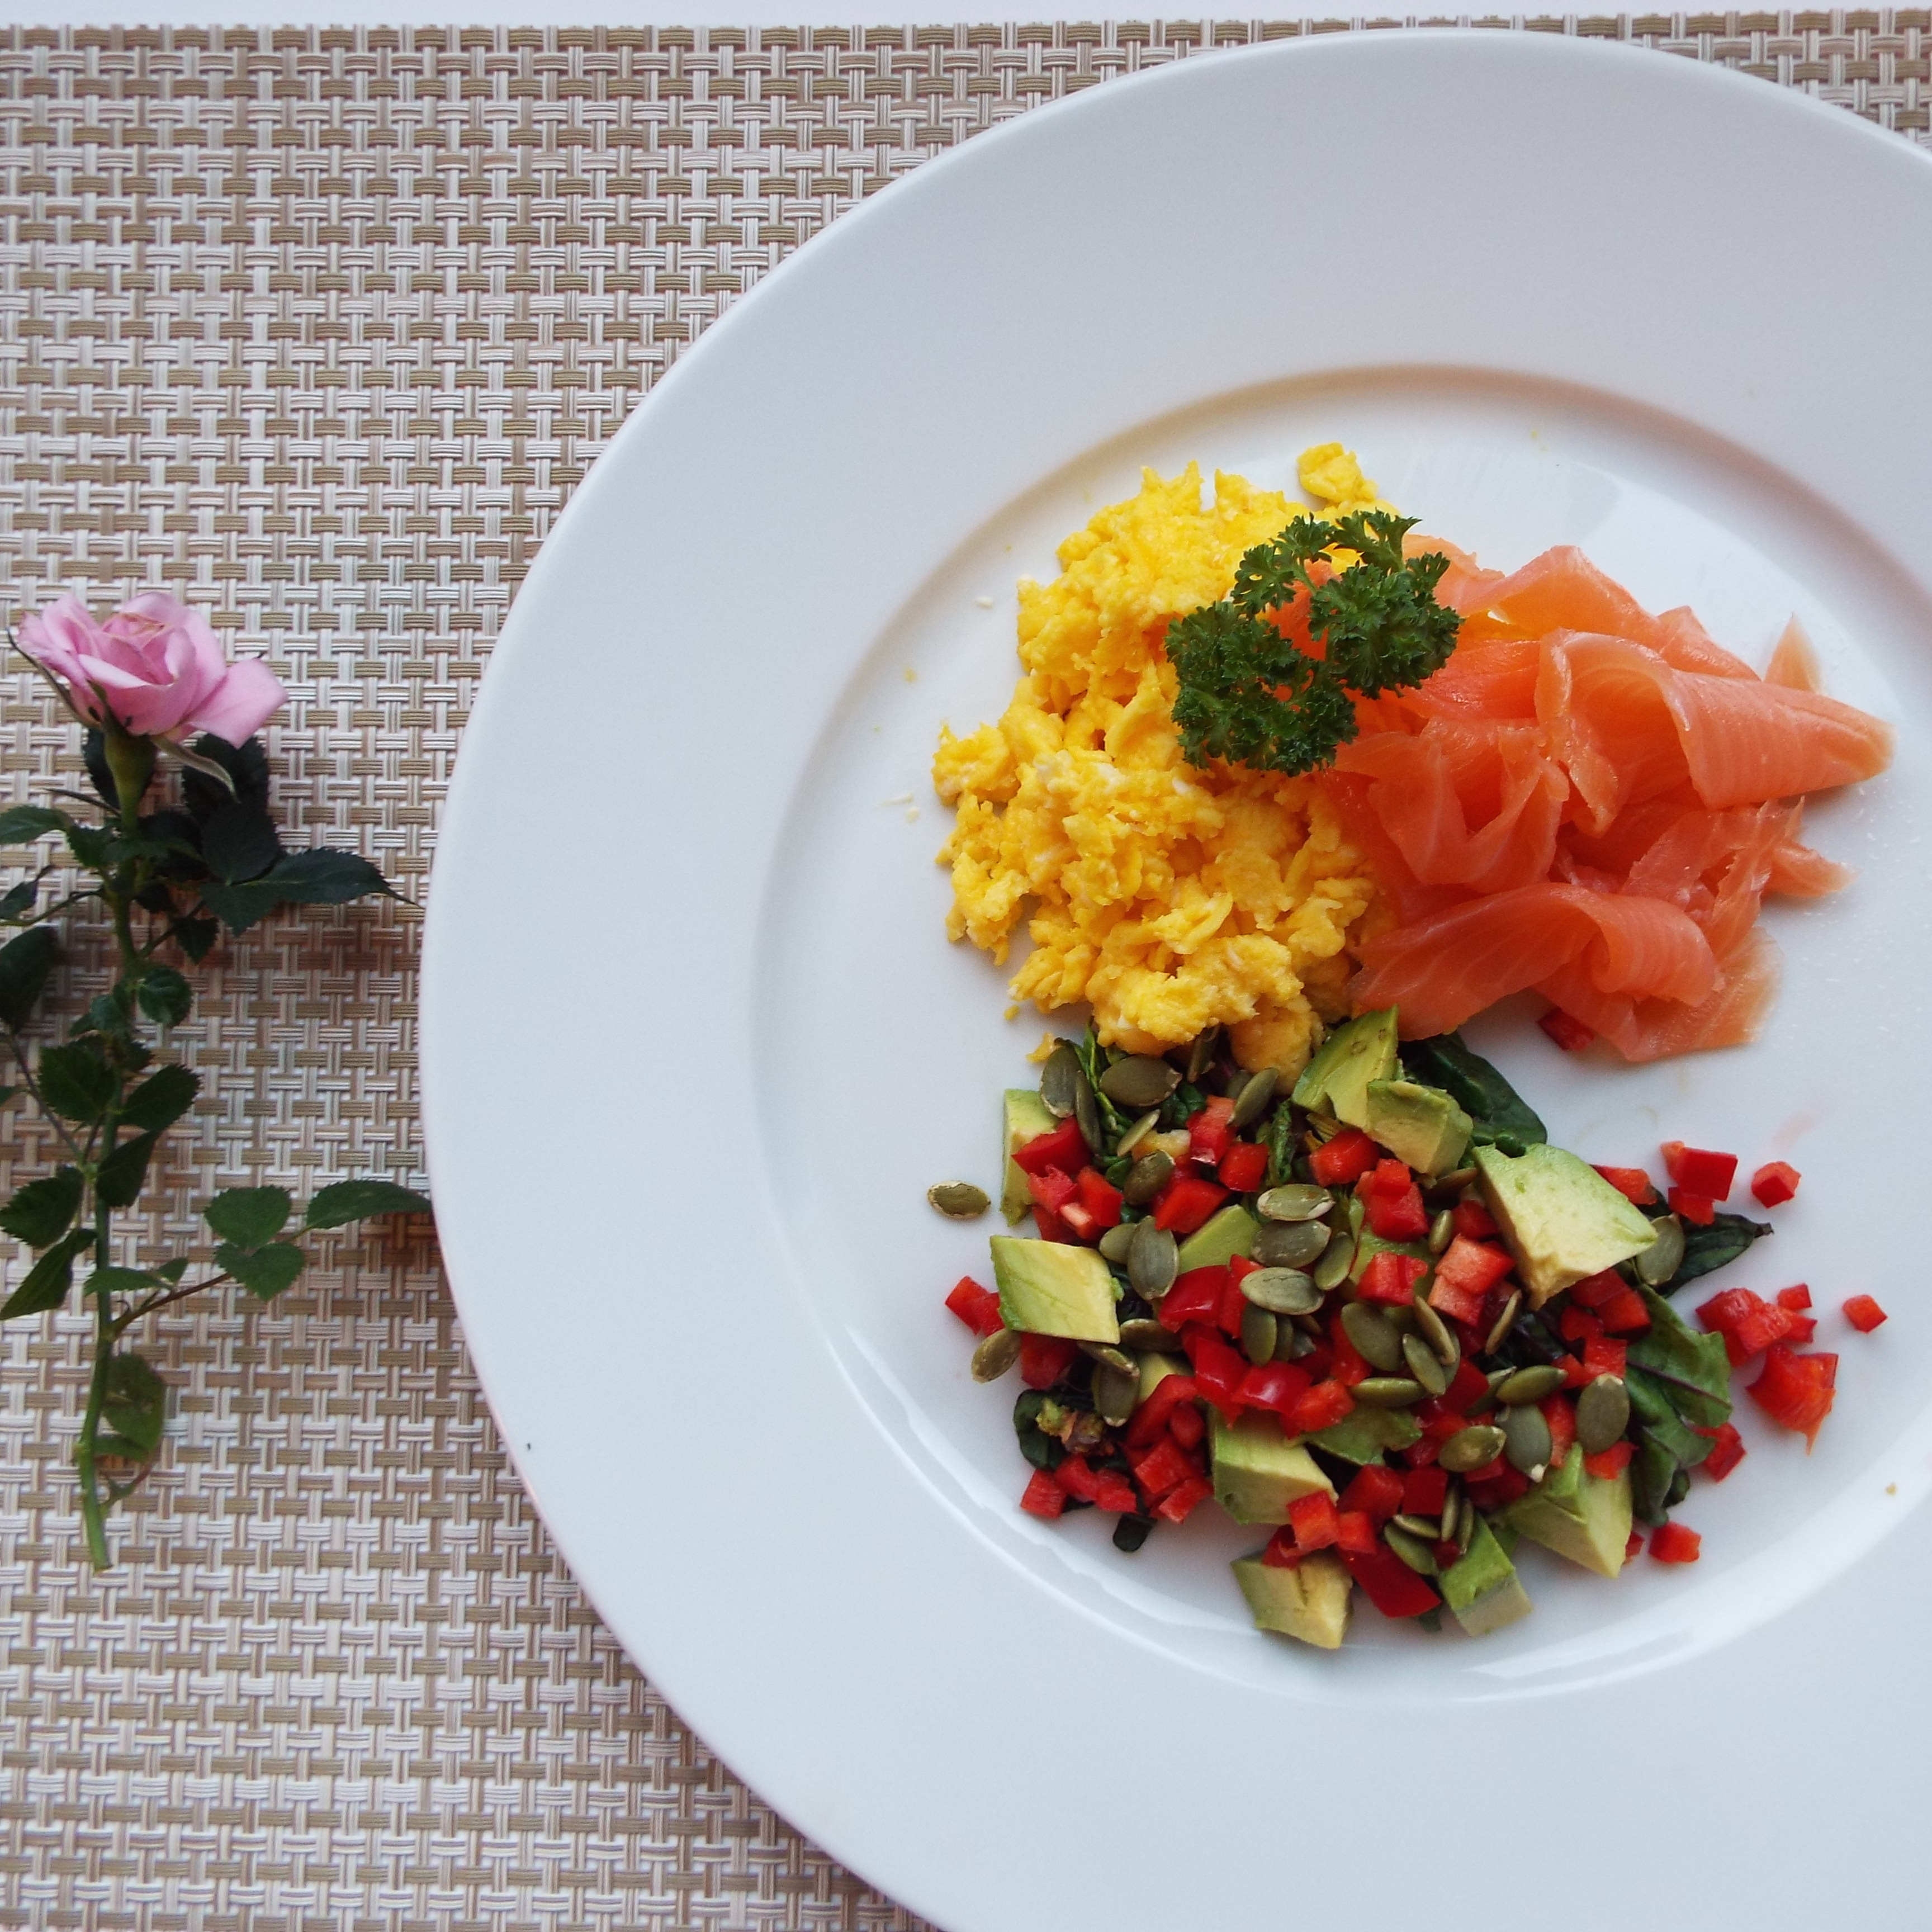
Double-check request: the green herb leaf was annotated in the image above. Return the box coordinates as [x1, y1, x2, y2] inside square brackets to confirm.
[1399, 1033, 1547, 1148]
[96, 1131, 160, 1211]
[200, 801, 282, 884]
[97, 1350, 167, 1460]
[0, 804, 67, 844]
[1264, 1101, 1298, 1190]
[217, 1240, 306, 1301]
[0, 1164, 84, 1247]
[204, 1185, 293, 1251]
[303, 1178, 432, 1230]
[1624, 1286, 1734, 1427]
[120, 1063, 199, 1136]
[135, 967, 193, 1029]
[36, 1038, 119, 1123]
[172, 916, 220, 965]
[0, 925, 58, 1030]
[0, 1227, 94, 1320]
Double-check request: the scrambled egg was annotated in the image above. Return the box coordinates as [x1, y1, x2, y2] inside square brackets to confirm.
[933, 446, 1385, 1080]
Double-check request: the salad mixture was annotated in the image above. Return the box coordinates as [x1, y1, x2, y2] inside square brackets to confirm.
[937, 1017, 1876, 1646]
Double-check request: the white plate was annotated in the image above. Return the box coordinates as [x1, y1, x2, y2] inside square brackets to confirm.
[422, 33, 1932, 1931]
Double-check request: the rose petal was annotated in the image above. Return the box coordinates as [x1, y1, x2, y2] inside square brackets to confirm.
[185, 655, 286, 746]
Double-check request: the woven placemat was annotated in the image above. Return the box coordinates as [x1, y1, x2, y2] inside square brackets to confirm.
[0, 15, 1925, 1928]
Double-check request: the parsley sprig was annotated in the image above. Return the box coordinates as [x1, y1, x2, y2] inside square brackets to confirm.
[1166, 509, 1460, 776]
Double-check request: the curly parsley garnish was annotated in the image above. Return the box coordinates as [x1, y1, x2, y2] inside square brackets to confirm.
[1165, 509, 1460, 776]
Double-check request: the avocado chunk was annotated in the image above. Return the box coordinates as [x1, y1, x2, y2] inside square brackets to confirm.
[1001, 1090, 1059, 1224]
[1473, 1142, 1656, 1308]
[1232, 1550, 1352, 1649]
[1176, 1204, 1258, 1272]
[989, 1235, 1120, 1342]
[1210, 1410, 1334, 1524]
[1291, 1008, 1399, 1129]
[1365, 1079, 1474, 1177]
[1503, 1443, 1632, 1578]
[1308, 1404, 1422, 1465]
[1135, 1351, 1187, 1406]
[1440, 1513, 1533, 1636]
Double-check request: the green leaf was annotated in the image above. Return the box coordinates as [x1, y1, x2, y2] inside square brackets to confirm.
[89, 1265, 165, 1299]
[0, 1165, 84, 1248]
[136, 967, 193, 1029]
[1630, 1432, 1679, 1527]
[200, 801, 282, 884]
[62, 820, 113, 869]
[172, 916, 220, 964]
[0, 1086, 17, 1106]
[120, 1063, 200, 1135]
[98, 1351, 167, 1460]
[1667, 1211, 1773, 1290]
[196, 878, 282, 935]
[203, 1185, 292, 1251]
[96, 1131, 160, 1211]
[36, 1038, 119, 1123]
[84, 988, 135, 1044]
[263, 846, 397, 907]
[304, 1177, 433, 1230]
[182, 733, 270, 823]
[154, 1257, 191, 1284]
[1399, 1033, 1547, 1148]
[0, 804, 68, 844]
[217, 1239, 305, 1301]
[1625, 1366, 1716, 1469]
[1264, 1100, 1299, 1190]
[0, 1227, 94, 1320]
[0, 879, 37, 921]
[1625, 1286, 1734, 1427]
[0, 925, 58, 1030]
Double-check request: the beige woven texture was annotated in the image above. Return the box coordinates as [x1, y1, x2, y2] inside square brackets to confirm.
[0, 13, 1925, 1928]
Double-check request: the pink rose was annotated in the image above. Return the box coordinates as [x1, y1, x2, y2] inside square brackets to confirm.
[18, 592, 286, 746]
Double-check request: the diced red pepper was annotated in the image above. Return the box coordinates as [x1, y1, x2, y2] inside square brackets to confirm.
[1583, 1441, 1635, 1480]
[1012, 1117, 1088, 1177]
[1698, 1285, 1796, 1365]
[1018, 1333, 1078, 1389]
[1342, 1545, 1442, 1618]
[1426, 1276, 1485, 1329]
[1181, 1323, 1249, 1412]
[1095, 1473, 1140, 1514]
[1152, 1173, 1227, 1235]
[1158, 1265, 1228, 1332]
[1309, 1128, 1379, 1187]
[1296, 1342, 1334, 1384]
[1032, 1202, 1077, 1244]
[1152, 1475, 1213, 1523]
[1334, 1510, 1380, 1555]
[1543, 1394, 1576, 1471]
[1057, 1453, 1103, 1503]
[1020, 1469, 1066, 1519]
[1556, 1353, 1591, 1390]
[1844, 1294, 1889, 1333]
[1559, 1304, 1604, 1346]
[1400, 1438, 1441, 1469]
[1433, 1235, 1516, 1301]
[1287, 1490, 1340, 1551]
[1357, 1250, 1429, 1307]
[1325, 1311, 1371, 1389]
[1662, 1141, 1738, 1201]
[1058, 1201, 1099, 1240]
[1581, 1334, 1628, 1380]
[944, 1276, 1004, 1339]
[1445, 1358, 1490, 1415]
[1261, 1528, 1303, 1568]
[1750, 1160, 1801, 1208]
[1340, 1464, 1405, 1521]
[1362, 1158, 1413, 1201]
[1747, 1343, 1837, 1446]
[1218, 1141, 1270, 1194]
[1695, 1420, 1746, 1481]
[1777, 1284, 1813, 1310]
[1538, 1007, 1597, 1052]
[1625, 1530, 1646, 1561]
[1187, 1095, 1235, 1169]
[1401, 1464, 1448, 1517]
[1668, 1187, 1717, 1227]
[1569, 1268, 1625, 1310]
[1288, 1378, 1355, 1434]
[1595, 1286, 1652, 1335]
[1237, 1361, 1311, 1417]
[1650, 1522, 1702, 1564]
[1130, 1436, 1193, 1502]
[1784, 1314, 1818, 1345]
[1217, 1271, 1249, 1337]
[1074, 1167, 1124, 1231]
[1592, 1165, 1658, 1206]
[1453, 1199, 1499, 1240]
[1365, 1181, 1430, 1243]
[1026, 1167, 1078, 1215]
[1464, 1465, 1531, 1509]
[1125, 1372, 1200, 1447]
[1413, 1397, 1467, 1442]
[1168, 1401, 1204, 1450]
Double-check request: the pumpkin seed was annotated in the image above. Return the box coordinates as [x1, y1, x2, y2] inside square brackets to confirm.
[1239, 1267, 1322, 1316]
[1353, 1376, 1426, 1408]
[1340, 1301, 1405, 1373]
[1284, 1325, 1319, 1360]
[1040, 1043, 1082, 1118]
[1384, 1524, 1439, 1576]
[1117, 1318, 1173, 1352]
[1411, 1295, 1460, 1375]
[1428, 1209, 1456, 1255]
[927, 1181, 991, 1219]
[1093, 1363, 1139, 1427]
[1257, 1183, 1333, 1223]
[1098, 1221, 1139, 1265]
[1073, 1075, 1104, 1160]
[1185, 1028, 1221, 1086]
[1291, 1311, 1325, 1336]
[1240, 1305, 1280, 1366]
[1439, 1423, 1508, 1473]
[1576, 1374, 1631, 1454]
[1313, 1232, 1356, 1291]
[1100, 1054, 1182, 1111]
[1230, 1065, 1279, 1133]
[1391, 1512, 1439, 1540]
[971, 1328, 1020, 1382]
[1128, 1218, 1178, 1299]
[1122, 1149, 1175, 1207]
[1431, 1167, 1479, 1195]
[1402, 1332, 1449, 1397]
[1502, 1400, 1552, 1479]
[1496, 1363, 1566, 1406]
[1080, 1343, 1138, 1379]
[1252, 1219, 1330, 1270]
[1115, 1109, 1162, 1161]
[1438, 1485, 1461, 1547]
[1483, 1289, 1523, 1356]
[1635, 1214, 1685, 1287]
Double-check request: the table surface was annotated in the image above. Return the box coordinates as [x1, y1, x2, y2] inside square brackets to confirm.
[1, 14, 1927, 1929]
